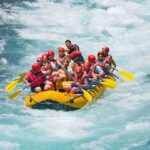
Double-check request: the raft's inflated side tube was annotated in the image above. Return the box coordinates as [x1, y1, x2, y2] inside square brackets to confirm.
[25, 81, 105, 111]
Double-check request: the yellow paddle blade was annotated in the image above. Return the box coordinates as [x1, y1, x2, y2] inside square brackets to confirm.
[82, 89, 93, 102]
[100, 81, 116, 89]
[5, 72, 26, 92]
[119, 70, 134, 80]
[5, 79, 20, 92]
[102, 78, 117, 87]
[8, 89, 23, 100]
[19, 72, 26, 78]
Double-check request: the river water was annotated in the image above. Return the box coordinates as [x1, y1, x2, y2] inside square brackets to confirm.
[0, 0, 150, 149]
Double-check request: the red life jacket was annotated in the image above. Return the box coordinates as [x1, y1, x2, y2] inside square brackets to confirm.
[74, 72, 88, 84]
[26, 71, 45, 87]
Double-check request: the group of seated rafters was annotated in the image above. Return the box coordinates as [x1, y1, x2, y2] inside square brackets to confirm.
[23, 39, 117, 94]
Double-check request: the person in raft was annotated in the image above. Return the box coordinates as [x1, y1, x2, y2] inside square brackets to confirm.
[87, 55, 105, 80]
[47, 50, 66, 91]
[40, 53, 55, 90]
[23, 63, 52, 93]
[56, 47, 70, 69]
[65, 66, 89, 94]
[97, 51, 111, 77]
[65, 39, 85, 71]
[98, 46, 117, 76]
[56, 47, 72, 81]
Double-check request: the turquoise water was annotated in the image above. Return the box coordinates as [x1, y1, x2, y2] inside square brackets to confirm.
[0, 0, 150, 149]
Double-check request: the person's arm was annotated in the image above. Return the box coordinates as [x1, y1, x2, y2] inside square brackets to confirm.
[23, 74, 31, 86]
[110, 58, 117, 75]
[80, 78, 88, 89]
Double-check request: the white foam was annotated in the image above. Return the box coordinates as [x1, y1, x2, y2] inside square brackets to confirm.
[126, 121, 150, 131]
[0, 124, 21, 137]
[0, 39, 6, 54]
[22, 109, 93, 140]
[0, 58, 7, 65]
[0, 141, 20, 150]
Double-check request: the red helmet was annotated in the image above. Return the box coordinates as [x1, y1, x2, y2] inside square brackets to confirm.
[47, 50, 54, 56]
[37, 57, 42, 62]
[58, 47, 65, 52]
[84, 62, 90, 68]
[32, 63, 41, 72]
[88, 55, 96, 62]
[102, 46, 109, 54]
[75, 66, 82, 73]
[42, 53, 48, 60]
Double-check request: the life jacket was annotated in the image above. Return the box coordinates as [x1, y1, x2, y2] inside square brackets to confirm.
[73, 54, 85, 64]
[68, 44, 80, 54]
[74, 72, 88, 85]
[68, 44, 85, 64]
[26, 70, 45, 87]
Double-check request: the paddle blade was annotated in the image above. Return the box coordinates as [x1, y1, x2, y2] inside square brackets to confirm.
[100, 81, 116, 89]
[119, 70, 134, 80]
[8, 89, 22, 100]
[5, 79, 20, 92]
[82, 89, 93, 102]
[19, 72, 26, 77]
[102, 78, 117, 86]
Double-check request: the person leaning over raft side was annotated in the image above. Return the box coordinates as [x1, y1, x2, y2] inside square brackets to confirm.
[100, 46, 117, 75]
[23, 63, 52, 93]
[65, 39, 85, 71]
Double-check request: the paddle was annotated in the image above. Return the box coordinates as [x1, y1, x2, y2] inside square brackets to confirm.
[8, 74, 45, 100]
[5, 72, 26, 92]
[114, 68, 134, 80]
[89, 78, 116, 89]
[112, 74, 125, 82]
[101, 78, 116, 87]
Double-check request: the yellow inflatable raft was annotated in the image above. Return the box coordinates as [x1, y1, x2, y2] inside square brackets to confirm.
[25, 81, 105, 111]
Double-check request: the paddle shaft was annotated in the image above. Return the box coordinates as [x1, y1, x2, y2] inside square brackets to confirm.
[113, 74, 120, 79]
